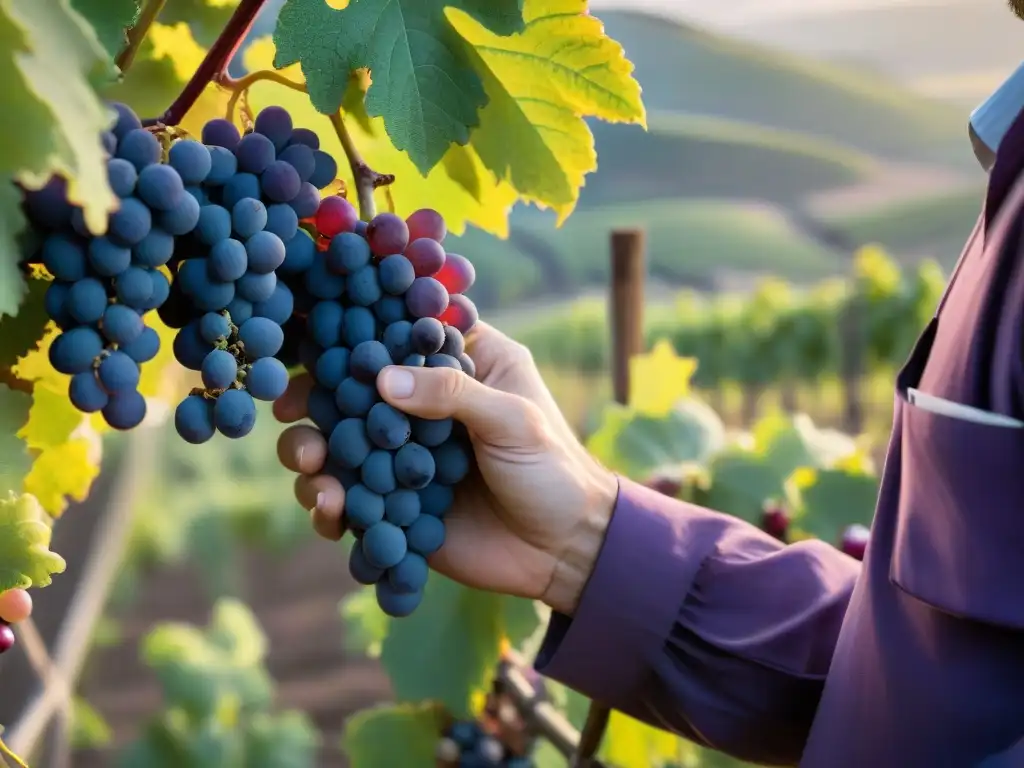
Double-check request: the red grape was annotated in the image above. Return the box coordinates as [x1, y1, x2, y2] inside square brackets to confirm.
[366, 212, 409, 256]
[406, 208, 446, 243]
[760, 501, 789, 541]
[435, 253, 475, 294]
[840, 524, 869, 561]
[0, 623, 14, 654]
[405, 276, 449, 318]
[404, 238, 446, 277]
[315, 196, 358, 238]
[439, 294, 478, 334]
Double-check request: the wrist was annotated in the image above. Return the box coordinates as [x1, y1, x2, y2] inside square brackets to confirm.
[541, 466, 618, 616]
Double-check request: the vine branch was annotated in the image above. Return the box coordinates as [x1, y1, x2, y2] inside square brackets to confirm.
[115, 0, 168, 73]
[329, 111, 394, 221]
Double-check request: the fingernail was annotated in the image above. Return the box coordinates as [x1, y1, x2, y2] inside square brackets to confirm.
[315, 492, 327, 512]
[380, 367, 415, 398]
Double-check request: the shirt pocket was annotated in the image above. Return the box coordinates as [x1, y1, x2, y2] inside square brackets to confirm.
[890, 395, 1024, 629]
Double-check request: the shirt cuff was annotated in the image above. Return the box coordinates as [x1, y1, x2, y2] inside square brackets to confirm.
[534, 477, 710, 703]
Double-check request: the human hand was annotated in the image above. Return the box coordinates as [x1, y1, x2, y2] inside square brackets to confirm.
[274, 322, 618, 615]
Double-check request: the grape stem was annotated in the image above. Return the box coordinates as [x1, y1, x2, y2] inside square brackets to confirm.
[217, 69, 307, 123]
[329, 110, 395, 221]
[142, 0, 270, 127]
[115, 0, 168, 73]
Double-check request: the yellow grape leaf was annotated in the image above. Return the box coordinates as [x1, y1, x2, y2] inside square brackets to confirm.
[242, 38, 519, 237]
[602, 711, 683, 768]
[0, 385, 33, 496]
[0, 492, 67, 590]
[628, 340, 698, 417]
[12, 322, 65, 391]
[4, 0, 118, 234]
[23, 439, 100, 516]
[448, 0, 645, 222]
[584, 402, 633, 471]
[18, 383, 81, 450]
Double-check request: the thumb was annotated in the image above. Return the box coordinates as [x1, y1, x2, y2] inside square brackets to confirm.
[376, 365, 539, 445]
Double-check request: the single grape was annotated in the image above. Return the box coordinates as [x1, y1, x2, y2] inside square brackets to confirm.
[158, 191, 201, 235]
[265, 203, 299, 241]
[289, 181, 321, 219]
[98, 350, 141, 393]
[303, 252, 345, 300]
[349, 541, 385, 585]
[179, 259, 235, 311]
[458, 354, 476, 378]
[309, 150, 338, 188]
[406, 514, 446, 556]
[236, 132, 276, 174]
[405, 208, 446, 243]
[280, 231, 316, 274]
[404, 238, 446, 277]
[208, 238, 248, 282]
[207, 145, 238, 184]
[102, 389, 147, 430]
[329, 417, 372, 468]
[382, 320, 413, 361]
[374, 295, 408, 325]
[433, 440, 472, 485]
[222, 172, 262, 210]
[410, 317, 445, 356]
[439, 294, 479, 335]
[236, 270, 277, 304]
[246, 357, 288, 401]
[326, 231, 371, 274]
[405, 277, 449, 319]
[288, 127, 320, 149]
[111, 102, 143, 140]
[232, 197, 268, 239]
[384, 489, 421, 526]
[394, 442, 435, 489]
[440, 326, 465, 358]
[344, 484, 385, 529]
[253, 105, 293, 151]
[363, 521, 407, 569]
[350, 340, 392, 383]
[418, 482, 454, 517]
[343, 306, 377, 347]
[260, 160, 302, 202]
[389, 553, 429, 593]
[44, 282, 72, 328]
[115, 266, 155, 309]
[101, 303, 144, 346]
[175, 394, 216, 444]
[315, 196, 358, 238]
[202, 348, 238, 389]
[195, 205, 231, 247]
[132, 227, 174, 267]
[426, 353, 462, 371]
[375, 580, 423, 617]
[145, 269, 170, 310]
[366, 212, 409, 256]
[121, 326, 160, 363]
[214, 388, 257, 438]
[67, 278, 108, 324]
[226, 296, 254, 325]
[278, 143, 315, 183]
[108, 197, 152, 246]
[335, 376, 378, 417]
[362, 450, 397, 494]
[107, 158, 138, 198]
[88, 237, 131, 276]
[168, 139, 212, 185]
[379, 254, 416, 294]
[252, 282, 294, 325]
[172, 321, 212, 370]
[116, 128, 161, 170]
[410, 417, 453, 448]
[137, 163, 185, 211]
[307, 385, 342, 434]
[245, 231, 286, 273]
[42, 234, 87, 282]
[202, 118, 241, 150]
[238, 316, 284, 359]
[367, 403, 411, 450]
[199, 312, 231, 344]
[69, 371, 108, 413]
[347, 264, 382, 306]
[314, 346, 350, 390]
[402, 353, 426, 367]
[307, 301, 344, 348]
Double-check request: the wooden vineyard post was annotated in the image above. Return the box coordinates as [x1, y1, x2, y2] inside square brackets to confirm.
[572, 229, 646, 768]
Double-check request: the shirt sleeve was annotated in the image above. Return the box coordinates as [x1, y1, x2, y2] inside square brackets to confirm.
[534, 477, 859, 765]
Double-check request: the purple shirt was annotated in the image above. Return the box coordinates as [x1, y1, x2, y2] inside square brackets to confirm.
[534, 114, 1024, 765]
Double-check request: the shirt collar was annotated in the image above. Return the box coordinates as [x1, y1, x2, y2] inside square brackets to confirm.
[971, 61, 1024, 164]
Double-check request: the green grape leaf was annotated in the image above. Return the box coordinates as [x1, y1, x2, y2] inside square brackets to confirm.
[70, 696, 113, 750]
[0, 276, 49, 370]
[695, 450, 796, 523]
[0, 181, 29, 318]
[794, 466, 879, 545]
[273, 0, 526, 173]
[601, 711, 683, 768]
[69, 0, 140, 60]
[1, 0, 118, 234]
[339, 588, 390, 658]
[0, 492, 67, 590]
[158, 0, 237, 46]
[0, 384, 33, 496]
[380, 575, 511, 717]
[341, 702, 444, 768]
[243, 711, 319, 768]
[502, 597, 543, 650]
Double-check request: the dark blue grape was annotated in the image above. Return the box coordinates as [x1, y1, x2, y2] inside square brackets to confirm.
[121, 326, 160, 363]
[301, 252, 345, 300]
[221, 173, 261, 210]
[44, 282, 72, 328]
[199, 311, 231, 344]
[362, 521, 407, 569]
[226, 296, 253, 325]
[374, 295, 408, 325]
[344, 484, 385, 529]
[69, 371, 108, 413]
[214, 388, 256, 438]
[278, 143, 315, 183]
[260, 160, 301, 202]
[238, 316, 283, 359]
[236, 132, 276, 174]
[405, 514, 445, 556]
[280, 231, 316, 274]
[308, 301, 344, 348]
[207, 145, 238, 184]
[116, 266, 155, 308]
[375, 580, 422, 617]
[247, 357, 288, 401]
[195, 205, 231, 247]
[49, 327, 103, 375]
[208, 238, 248, 282]
[172, 321, 210, 370]
[175, 394, 215, 444]
[346, 265, 382, 306]
[252, 282, 294, 325]
[143, 269, 170, 310]
[449, 721, 480, 749]
[328, 417, 371, 468]
[288, 128, 319, 149]
[67, 278, 108, 324]
[158, 192, 200, 235]
[349, 541, 385, 585]
[384, 489, 421, 527]
[382, 320, 413, 361]
[389, 553, 428, 593]
[132, 227, 174, 267]
[236, 270, 277, 303]
[24, 177, 74, 230]
[254, 106, 292, 151]
[103, 389, 147, 430]
[111, 102, 142, 140]
[98, 350, 140, 393]
[232, 198, 267, 239]
[289, 181, 320, 218]
[309, 149, 338, 189]
[168, 139, 212, 184]
[307, 385, 341, 434]
[440, 326, 465, 358]
[394, 442, 435, 489]
[326, 231, 370, 274]
[109, 197, 152, 246]
[335, 376, 378, 417]
[426, 353, 462, 371]
[202, 348, 237, 389]
[137, 164, 184, 211]
[42, 234, 87, 282]
[410, 417, 453, 448]
[101, 304, 143, 345]
[70, 208, 91, 237]
[378, 254, 415, 295]
[367, 402, 411, 450]
[350, 340, 392, 384]
[107, 158, 138, 197]
[405, 277, 449, 319]
[88, 237, 131, 276]
[116, 129, 161, 170]
[202, 118, 241, 150]
[354, 220, 368, 237]
[314, 347, 349, 390]
[418, 483, 454, 518]
[362, 450, 397, 494]
[433, 440, 471, 485]
[185, 185, 209, 205]
[342, 306, 377, 347]
[410, 317, 445, 355]
[178, 259, 235, 311]
[245, 231, 286, 273]
[102, 130, 117, 155]
[265, 203, 298, 241]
